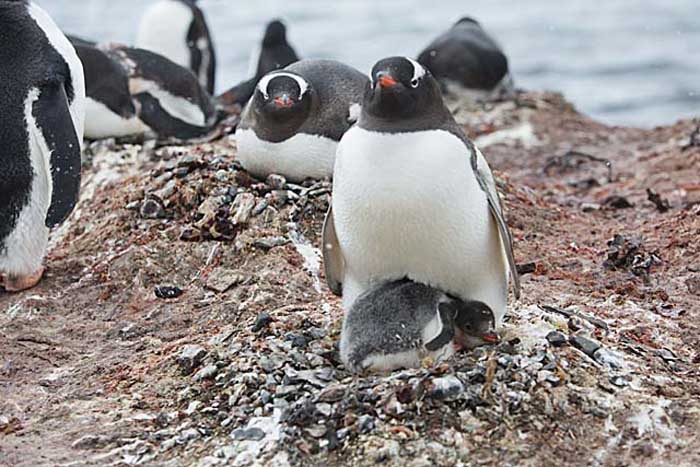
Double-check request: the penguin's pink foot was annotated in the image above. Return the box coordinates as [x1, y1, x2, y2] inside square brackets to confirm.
[1, 266, 45, 292]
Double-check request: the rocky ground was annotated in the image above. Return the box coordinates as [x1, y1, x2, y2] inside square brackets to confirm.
[0, 92, 698, 467]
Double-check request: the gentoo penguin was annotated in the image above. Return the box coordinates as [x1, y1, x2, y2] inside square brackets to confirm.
[235, 59, 368, 182]
[218, 20, 299, 108]
[107, 44, 219, 140]
[341, 279, 499, 373]
[68, 36, 148, 140]
[136, 0, 216, 94]
[323, 57, 520, 326]
[417, 17, 514, 100]
[0, 0, 85, 291]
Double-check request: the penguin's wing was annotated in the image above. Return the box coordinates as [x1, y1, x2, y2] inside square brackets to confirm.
[321, 206, 344, 296]
[34, 82, 82, 228]
[134, 93, 212, 140]
[425, 303, 457, 351]
[470, 145, 521, 299]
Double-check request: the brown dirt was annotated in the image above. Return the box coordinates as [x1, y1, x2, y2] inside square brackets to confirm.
[0, 92, 698, 467]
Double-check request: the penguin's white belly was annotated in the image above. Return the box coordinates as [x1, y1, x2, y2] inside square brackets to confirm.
[235, 129, 337, 182]
[0, 89, 51, 276]
[84, 98, 148, 139]
[135, 0, 192, 68]
[333, 127, 508, 322]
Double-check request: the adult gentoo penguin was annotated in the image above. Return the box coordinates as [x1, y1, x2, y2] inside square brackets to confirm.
[68, 36, 147, 140]
[323, 57, 520, 325]
[417, 17, 514, 100]
[136, 0, 216, 94]
[218, 20, 300, 109]
[0, 0, 85, 291]
[341, 279, 499, 373]
[235, 59, 367, 182]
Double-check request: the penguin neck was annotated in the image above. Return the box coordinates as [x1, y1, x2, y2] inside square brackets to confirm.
[358, 105, 454, 135]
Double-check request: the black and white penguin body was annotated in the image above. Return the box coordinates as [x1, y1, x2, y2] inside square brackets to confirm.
[218, 20, 299, 109]
[236, 59, 367, 182]
[108, 44, 218, 140]
[323, 57, 520, 325]
[0, 0, 85, 291]
[341, 280, 498, 373]
[68, 36, 148, 139]
[417, 17, 514, 100]
[136, 0, 216, 94]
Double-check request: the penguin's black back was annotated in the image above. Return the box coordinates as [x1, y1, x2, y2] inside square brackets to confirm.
[182, 0, 216, 94]
[256, 20, 299, 78]
[0, 1, 77, 246]
[417, 21, 509, 90]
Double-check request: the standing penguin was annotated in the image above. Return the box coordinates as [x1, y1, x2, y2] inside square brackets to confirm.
[417, 17, 514, 100]
[218, 19, 299, 108]
[136, 0, 216, 94]
[323, 57, 520, 325]
[235, 59, 367, 182]
[0, 0, 85, 291]
[341, 279, 499, 373]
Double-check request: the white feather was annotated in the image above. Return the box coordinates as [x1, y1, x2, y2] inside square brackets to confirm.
[257, 72, 309, 99]
[129, 78, 206, 126]
[235, 129, 336, 182]
[332, 127, 509, 324]
[135, 0, 193, 68]
[83, 98, 150, 139]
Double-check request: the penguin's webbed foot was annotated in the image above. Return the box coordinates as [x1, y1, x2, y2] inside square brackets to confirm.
[1, 267, 45, 292]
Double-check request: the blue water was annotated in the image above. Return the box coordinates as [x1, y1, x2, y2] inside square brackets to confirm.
[41, 0, 699, 127]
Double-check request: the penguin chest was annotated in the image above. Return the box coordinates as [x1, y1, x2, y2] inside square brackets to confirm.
[235, 129, 337, 183]
[136, 0, 193, 68]
[333, 127, 505, 306]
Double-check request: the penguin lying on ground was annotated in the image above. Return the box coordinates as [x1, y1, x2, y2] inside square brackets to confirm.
[235, 59, 367, 182]
[417, 17, 514, 101]
[136, 0, 216, 94]
[341, 280, 499, 373]
[323, 57, 521, 325]
[0, 0, 85, 292]
[218, 20, 299, 109]
[71, 37, 222, 141]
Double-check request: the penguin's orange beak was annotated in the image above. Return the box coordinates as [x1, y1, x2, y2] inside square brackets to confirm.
[481, 333, 500, 344]
[378, 74, 398, 89]
[274, 94, 294, 108]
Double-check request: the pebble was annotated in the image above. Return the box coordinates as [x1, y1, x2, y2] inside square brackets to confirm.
[266, 174, 287, 190]
[546, 331, 568, 347]
[177, 345, 207, 375]
[194, 365, 219, 382]
[428, 376, 464, 400]
[154, 285, 184, 300]
[569, 335, 601, 358]
[252, 312, 273, 332]
[206, 268, 246, 293]
[140, 197, 165, 219]
[231, 427, 266, 441]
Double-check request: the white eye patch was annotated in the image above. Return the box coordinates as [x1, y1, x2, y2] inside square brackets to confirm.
[257, 72, 309, 99]
[406, 57, 426, 83]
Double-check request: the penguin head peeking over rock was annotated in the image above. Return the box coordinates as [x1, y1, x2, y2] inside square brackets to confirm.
[365, 56, 443, 121]
[252, 71, 313, 132]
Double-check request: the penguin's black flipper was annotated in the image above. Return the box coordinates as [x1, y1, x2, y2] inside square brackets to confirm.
[218, 77, 259, 108]
[34, 82, 82, 228]
[134, 93, 212, 140]
[425, 303, 457, 351]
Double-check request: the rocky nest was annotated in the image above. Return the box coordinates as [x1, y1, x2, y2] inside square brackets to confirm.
[1, 92, 698, 467]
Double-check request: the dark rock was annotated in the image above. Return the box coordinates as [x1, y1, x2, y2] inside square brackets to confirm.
[252, 312, 273, 332]
[546, 331, 568, 347]
[193, 364, 219, 382]
[177, 345, 207, 375]
[609, 376, 629, 387]
[231, 427, 266, 441]
[140, 197, 165, 219]
[154, 285, 184, 299]
[646, 188, 671, 212]
[266, 174, 287, 190]
[357, 415, 375, 433]
[179, 227, 202, 242]
[427, 375, 464, 400]
[570, 335, 601, 358]
[516, 262, 537, 275]
[603, 195, 634, 209]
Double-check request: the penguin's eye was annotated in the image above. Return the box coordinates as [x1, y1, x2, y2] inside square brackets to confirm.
[410, 78, 420, 88]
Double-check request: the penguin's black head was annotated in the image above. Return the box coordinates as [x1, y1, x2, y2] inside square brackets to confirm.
[253, 71, 312, 125]
[263, 20, 287, 46]
[452, 300, 499, 348]
[366, 56, 443, 120]
[456, 16, 481, 26]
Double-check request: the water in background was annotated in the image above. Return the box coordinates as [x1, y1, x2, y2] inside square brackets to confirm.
[41, 0, 699, 128]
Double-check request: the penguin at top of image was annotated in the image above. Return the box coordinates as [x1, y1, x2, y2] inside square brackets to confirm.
[417, 17, 514, 100]
[340, 279, 499, 374]
[0, 0, 85, 292]
[235, 59, 368, 182]
[323, 56, 521, 326]
[136, 0, 216, 94]
[218, 19, 300, 109]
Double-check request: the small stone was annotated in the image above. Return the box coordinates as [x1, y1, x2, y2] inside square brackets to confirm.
[604, 195, 634, 209]
[427, 375, 464, 400]
[656, 348, 678, 362]
[155, 179, 177, 200]
[179, 227, 202, 242]
[231, 193, 256, 225]
[266, 174, 287, 190]
[567, 317, 583, 332]
[357, 415, 375, 433]
[594, 348, 625, 370]
[177, 345, 207, 375]
[546, 331, 568, 347]
[178, 154, 197, 167]
[570, 335, 601, 358]
[316, 403, 332, 417]
[174, 167, 191, 178]
[609, 376, 629, 387]
[154, 285, 184, 300]
[317, 384, 346, 403]
[194, 365, 219, 382]
[140, 197, 165, 219]
[253, 236, 289, 251]
[581, 203, 601, 212]
[305, 425, 327, 439]
[205, 268, 246, 293]
[288, 334, 309, 349]
[252, 312, 273, 332]
[231, 427, 266, 441]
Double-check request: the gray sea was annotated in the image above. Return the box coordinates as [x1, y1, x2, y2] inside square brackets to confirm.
[41, 0, 699, 127]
